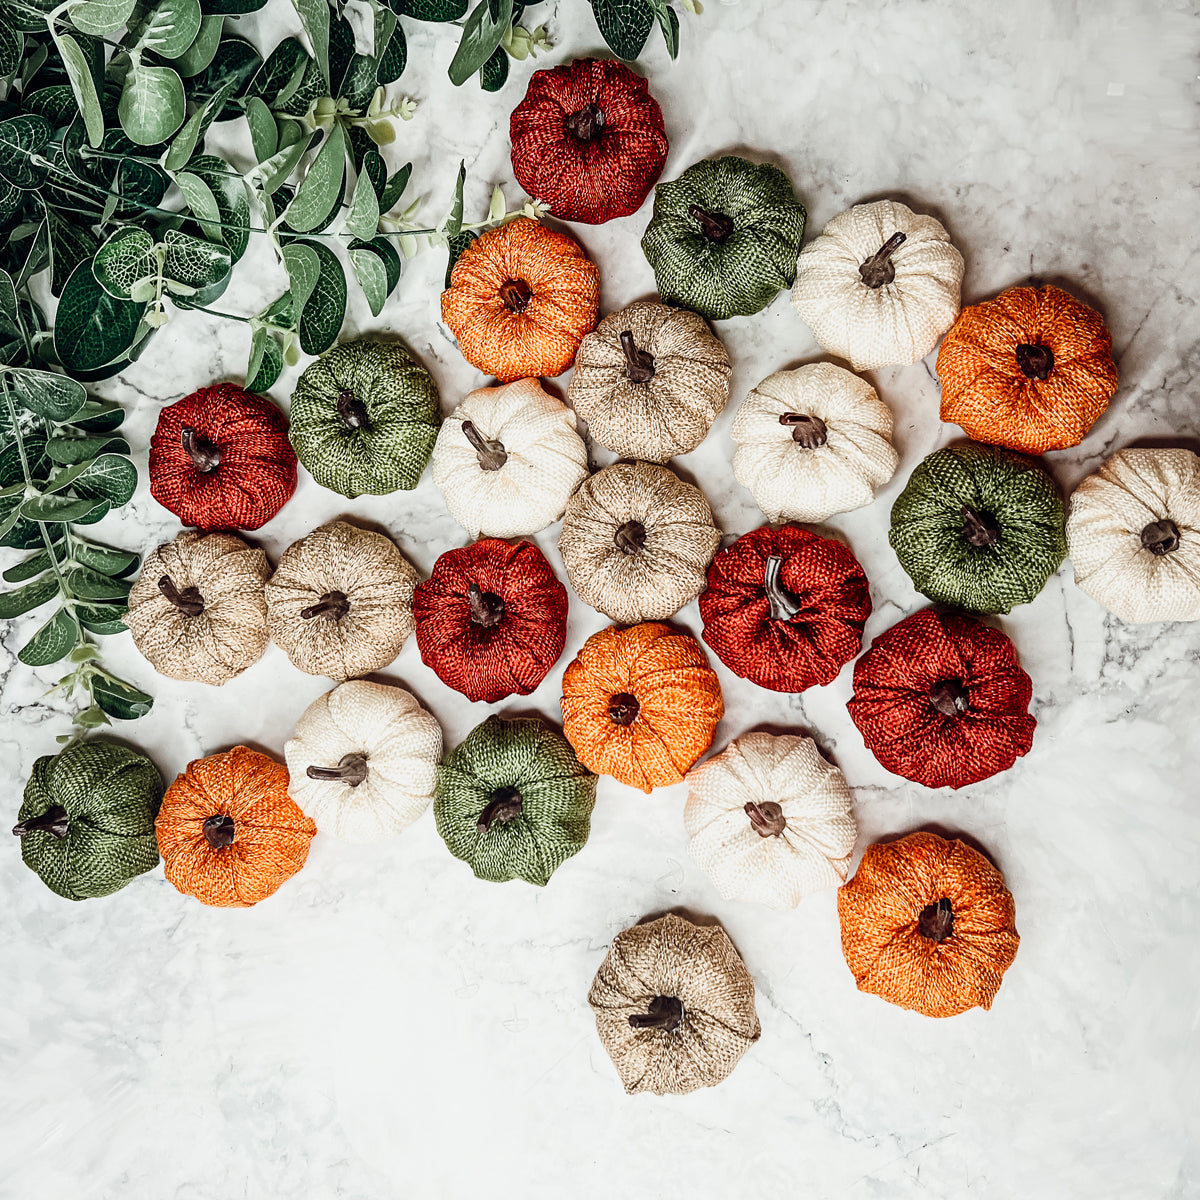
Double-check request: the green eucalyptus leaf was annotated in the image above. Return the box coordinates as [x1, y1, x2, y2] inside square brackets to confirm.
[0, 570, 58, 618]
[348, 245, 386, 316]
[4, 368, 89, 421]
[448, 0, 513, 87]
[76, 601, 132, 634]
[182, 155, 251, 260]
[91, 673, 153, 720]
[73, 497, 112, 524]
[444, 228, 477, 286]
[248, 36, 308, 105]
[479, 43, 508, 91]
[353, 235, 401, 293]
[136, 0, 203, 58]
[173, 167, 222, 238]
[92, 227, 156, 300]
[19, 491, 107, 522]
[590, 0, 653, 60]
[44, 434, 129, 463]
[3, 551, 52, 583]
[69, 452, 139, 505]
[243, 95, 277, 162]
[374, 10, 404, 85]
[54, 259, 148, 377]
[119, 62, 186, 145]
[69, 400, 126, 432]
[282, 122, 346, 233]
[0, 23, 23, 77]
[295, 239, 345, 355]
[164, 76, 238, 169]
[18, 607, 78, 666]
[22, 86, 79, 126]
[45, 208, 101, 297]
[246, 128, 314, 194]
[188, 36, 262, 114]
[162, 228, 231, 290]
[291, 0, 330, 90]
[281, 241, 320, 316]
[200, 0, 265, 12]
[68, 0, 138, 36]
[272, 55, 325, 117]
[0, 115, 52, 189]
[444, 158, 465, 236]
[245, 326, 283, 391]
[343, 172, 380, 240]
[175, 12, 224, 75]
[340, 55, 378, 111]
[72, 540, 139, 577]
[649, 0, 679, 57]
[403, 0, 467, 20]
[68, 564, 132, 600]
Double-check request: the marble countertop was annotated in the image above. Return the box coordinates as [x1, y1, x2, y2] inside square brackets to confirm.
[3, 1, 1199, 1197]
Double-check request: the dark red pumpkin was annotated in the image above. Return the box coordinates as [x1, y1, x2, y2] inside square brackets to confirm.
[413, 538, 567, 703]
[847, 608, 1036, 790]
[699, 525, 872, 693]
[509, 58, 669, 226]
[149, 384, 297, 532]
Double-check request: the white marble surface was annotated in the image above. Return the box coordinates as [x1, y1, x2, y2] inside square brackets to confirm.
[3, 1, 1200, 1196]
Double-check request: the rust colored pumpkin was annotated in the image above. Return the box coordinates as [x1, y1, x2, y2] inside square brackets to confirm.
[937, 284, 1118, 454]
[560, 622, 724, 793]
[440, 217, 600, 382]
[838, 831, 1020, 1018]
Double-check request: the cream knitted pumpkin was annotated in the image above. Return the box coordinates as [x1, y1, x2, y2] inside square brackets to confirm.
[791, 200, 965, 371]
[567, 300, 732, 463]
[284, 679, 442, 842]
[558, 461, 720, 624]
[1066, 447, 1200, 624]
[431, 378, 589, 539]
[731, 363, 899, 523]
[684, 732, 857, 910]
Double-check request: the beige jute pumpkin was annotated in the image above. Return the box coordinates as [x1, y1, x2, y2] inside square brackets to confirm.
[558, 461, 720, 624]
[588, 912, 761, 1095]
[567, 300, 732, 463]
[124, 530, 270, 686]
[266, 520, 419, 680]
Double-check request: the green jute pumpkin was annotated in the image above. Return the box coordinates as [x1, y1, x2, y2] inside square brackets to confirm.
[14, 739, 164, 900]
[889, 442, 1067, 614]
[641, 155, 807, 321]
[288, 339, 441, 498]
[435, 715, 597, 886]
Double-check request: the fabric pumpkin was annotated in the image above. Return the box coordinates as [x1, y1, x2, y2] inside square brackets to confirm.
[641, 155, 807, 321]
[588, 912, 760, 1095]
[791, 200, 965, 371]
[847, 608, 1036, 790]
[558, 461, 720, 624]
[156, 746, 316, 908]
[1066, 447, 1200, 623]
[560, 622, 724, 793]
[288, 339, 441, 497]
[440, 217, 600, 382]
[284, 680, 443, 843]
[937, 285, 1119, 454]
[430, 378, 588, 538]
[413, 538, 567, 703]
[124, 529, 271, 686]
[14, 738, 163, 901]
[434, 715, 596, 886]
[509, 57, 668, 225]
[567, 300, 732, 462]
[266, 520, 419, 680]
[838, 831, 1019, 1018]
[699, 525, 872, 692]
[889, 443, 1066, 614]
[731, 363, 899, 523]
[684, 732, 857, 910]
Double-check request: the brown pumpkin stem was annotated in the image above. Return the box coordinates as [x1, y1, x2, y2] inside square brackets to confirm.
[613, 520, 647, 555]
[858, 231, 907, 288]
[461, 420, 508, 471]
[929, 679, 969, 717]
[499, 279, 533, 313]
[467, 583, 505, 627]
[687, 204, 735, 244]
[608, 692, 640, 725]
[1015, 343, 1054, 381]
[337, 387, 372, 430]
[180, 426, 221, 473]
[565, 103, 604, 142]
[158, 575, 205, 617]
[628, 995, 684, 1031]
[203, 814, 235, 849]
[763, 555, 803, 621]
[779, 412, 828, 448]
[618, 331, 656, 383]
[12, 805, 69, 839]
[301, 591, 350, 621]
[1141, 518, 1180, 556]
[477, 786, 523, 833]
[917, 897, 954, 943]
[306, 752, 369, 787]
[960, 505, 1001, 548]
[745, 799, 787, 838]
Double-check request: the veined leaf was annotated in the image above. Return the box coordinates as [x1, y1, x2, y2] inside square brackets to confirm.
[379, 161, 412, 213]
[404, 0, 467, 19]
[348, 245, 387, 316]
[76, 601, 132, 634]
[295, 239, 346, 355]
[0, 570, 58, 618]
[18, 608, 78, 666]
[119, 62, 186, 145]
[444, 159, 465, 236]
[91, 673, 153, 720]
[245, 325, 284, 392]
[0, 114, 52, 189]
[4, 368, 89, 422]
[93, 227, 157, 300]
[55, 260, 149, 377]
[175, 12, 224, 76]
[243, 96, 277, 163]
[343, 172, 380, 240]
[590, 0, 653, 60]
[20, 492, 107, 522]
[44, 435, 129, 464]
[0, 20, 22, 76]
[281, 242, 320, 318]
[447, 0, 512, 87]
[72, 541, 140, 577]
[173, 167, 222, 238]
[69, 453, 139, 505]
[282, 122, 346, 232]
[162, 228, 232, 291]
[135, 0, 203, 59]
[164, 76, 238, 169]
[3, 551, 52, 584]
[68, 564, 132, 601]
[68, 0, 139, 36]
[291, 0, 330, 88]
[374, 10, 405, 84]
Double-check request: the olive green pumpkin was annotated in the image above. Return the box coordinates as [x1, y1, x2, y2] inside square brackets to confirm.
[641, 156, 807, 321]
[288, 339, 441, 498]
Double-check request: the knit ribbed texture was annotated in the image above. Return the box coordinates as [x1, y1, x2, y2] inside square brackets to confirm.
[791, 200, 964, 371]
[558, 461, 720, 624]
[435, 715, 596, 886]
[838, 832, 1019, 1018]
[124, 529, 271, 686]
[588, 913, 760, 1095]
[684, 732, 857, 910]
[889, 442, 1066, 614]
[731, 363, 898, 523]
[568, 300, 731, 462]
[1066, 447, 1200, 623]
[17, 739, 163, 901]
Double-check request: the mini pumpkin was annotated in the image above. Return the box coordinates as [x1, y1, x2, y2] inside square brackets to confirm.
[288, 339, 441, 497]
[509, 57, 669, 225]
[847, 608, 1036, 790]
[791, 199, 965, 370]
[838, 831, 1019, 1018]
[731, 363, 899, 523]
[440, 217, 600, 382]
[699, 524, 872, 692]
[588, 912, 760, 1095]
[889, 442, 1066, 614]
[558, 461, 720, 625]
[284, 680, 443, 843]
[265, 520, 419, 681]
[413, 538, 567, 703]
[124, 529, 271, 686]
[14, 738, 163, 901]
[156, 746, 316, 908]
[561, 622, 724, 793]
[435, 715, 596, 886]
[1066, 447, 1200, 623]
[937, 284, 1119, 454]
[567, 300, 732, 462]
[641, 155, 807, 321]
[430, 377, 588, 538]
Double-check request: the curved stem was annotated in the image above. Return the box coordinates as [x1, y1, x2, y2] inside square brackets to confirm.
[917, 897, 954, 943]
[628, 995, 683, 1031]
[929, 678, 968, 717]
[608, 692, 639, 725]
[565, 103, 605, 141]
[158, 575, 205, 617]
[763, 555, 802, 621]
[181, 427, 221, 473]
[301, 591, 350, 621]
[618, 331, 656, 383]
[12, 805, 69, 838]
[960, 505, 1000, 548]
[745, 800, 786, 838]
[858, 231, 907, 288]
[778, 412, 828, 448]
[613, 520, 647, 555]
[336, 388, 371, 430]
[1141, 518, 1180, 556]
[467, 583, 505, 627]
[461, 420, 508, 471]
[477, 786, 523, 833]
[306, 752, 369, 786]
[687, 204, 734, 243]
[203, 814, 235, 849]
[1015, 343, 1054, 380]
[499, 279, 532, 312]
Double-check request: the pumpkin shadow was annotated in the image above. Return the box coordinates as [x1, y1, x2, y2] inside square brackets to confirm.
[702, 144, 799, 181]
[852, 190, 959, 240]
[741, 721, 842, 765]
[196, 737, 279, 762]
[873, 824, 1004, 870]
[360, 669, 442, 719]
[1119, 433, 1200, 456]
[984, 272, 1114, 327]
[634, 907, 754, 964]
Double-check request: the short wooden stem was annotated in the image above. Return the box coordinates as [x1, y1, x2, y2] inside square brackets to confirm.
[203, 814, 235, 849]
[687, 204, 734, 243]
[779, 412, 828, 448]
[467, 583, 505, 627]
[763, 555, 803, 621]
[858, 231, 907, 288]
[158, 575, 205, 617]
[745, 800, 786, 838]
[1141, 518, 1180, 556]
[614, 520, 647, 555]
[608, 692, 639, 725]
[180, 426, 221, 473]
[628, 995, 683, 1031]
[917, 897, 954, 943]
[301, 591, 350, 621]
[960, 505, 1001, 548]
[499, 279, 532, 312]
[306, 752, 369, 787]
[565, 103, 604, 141]
[477, 787, 523, 833]
[929, 679, 968, 717]
[337, 387, 371, 430]
[1016, 343, 1054, 380]
[461, 420, 508, 471]
[12, 805, 69, 839]
[618, 331, 656, 383]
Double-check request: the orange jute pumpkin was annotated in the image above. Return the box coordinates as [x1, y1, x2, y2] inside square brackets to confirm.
[440, 217, 600, 382]
[156, 746, 316, 908]
[561, 622, 723, 793]
[838, 832, 1019, 1018]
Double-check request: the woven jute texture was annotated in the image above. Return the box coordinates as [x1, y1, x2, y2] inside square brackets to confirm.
[588, 913, 761, 1095]
[838, 832, 1019, 1019]
[124, 529, 271, 687]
